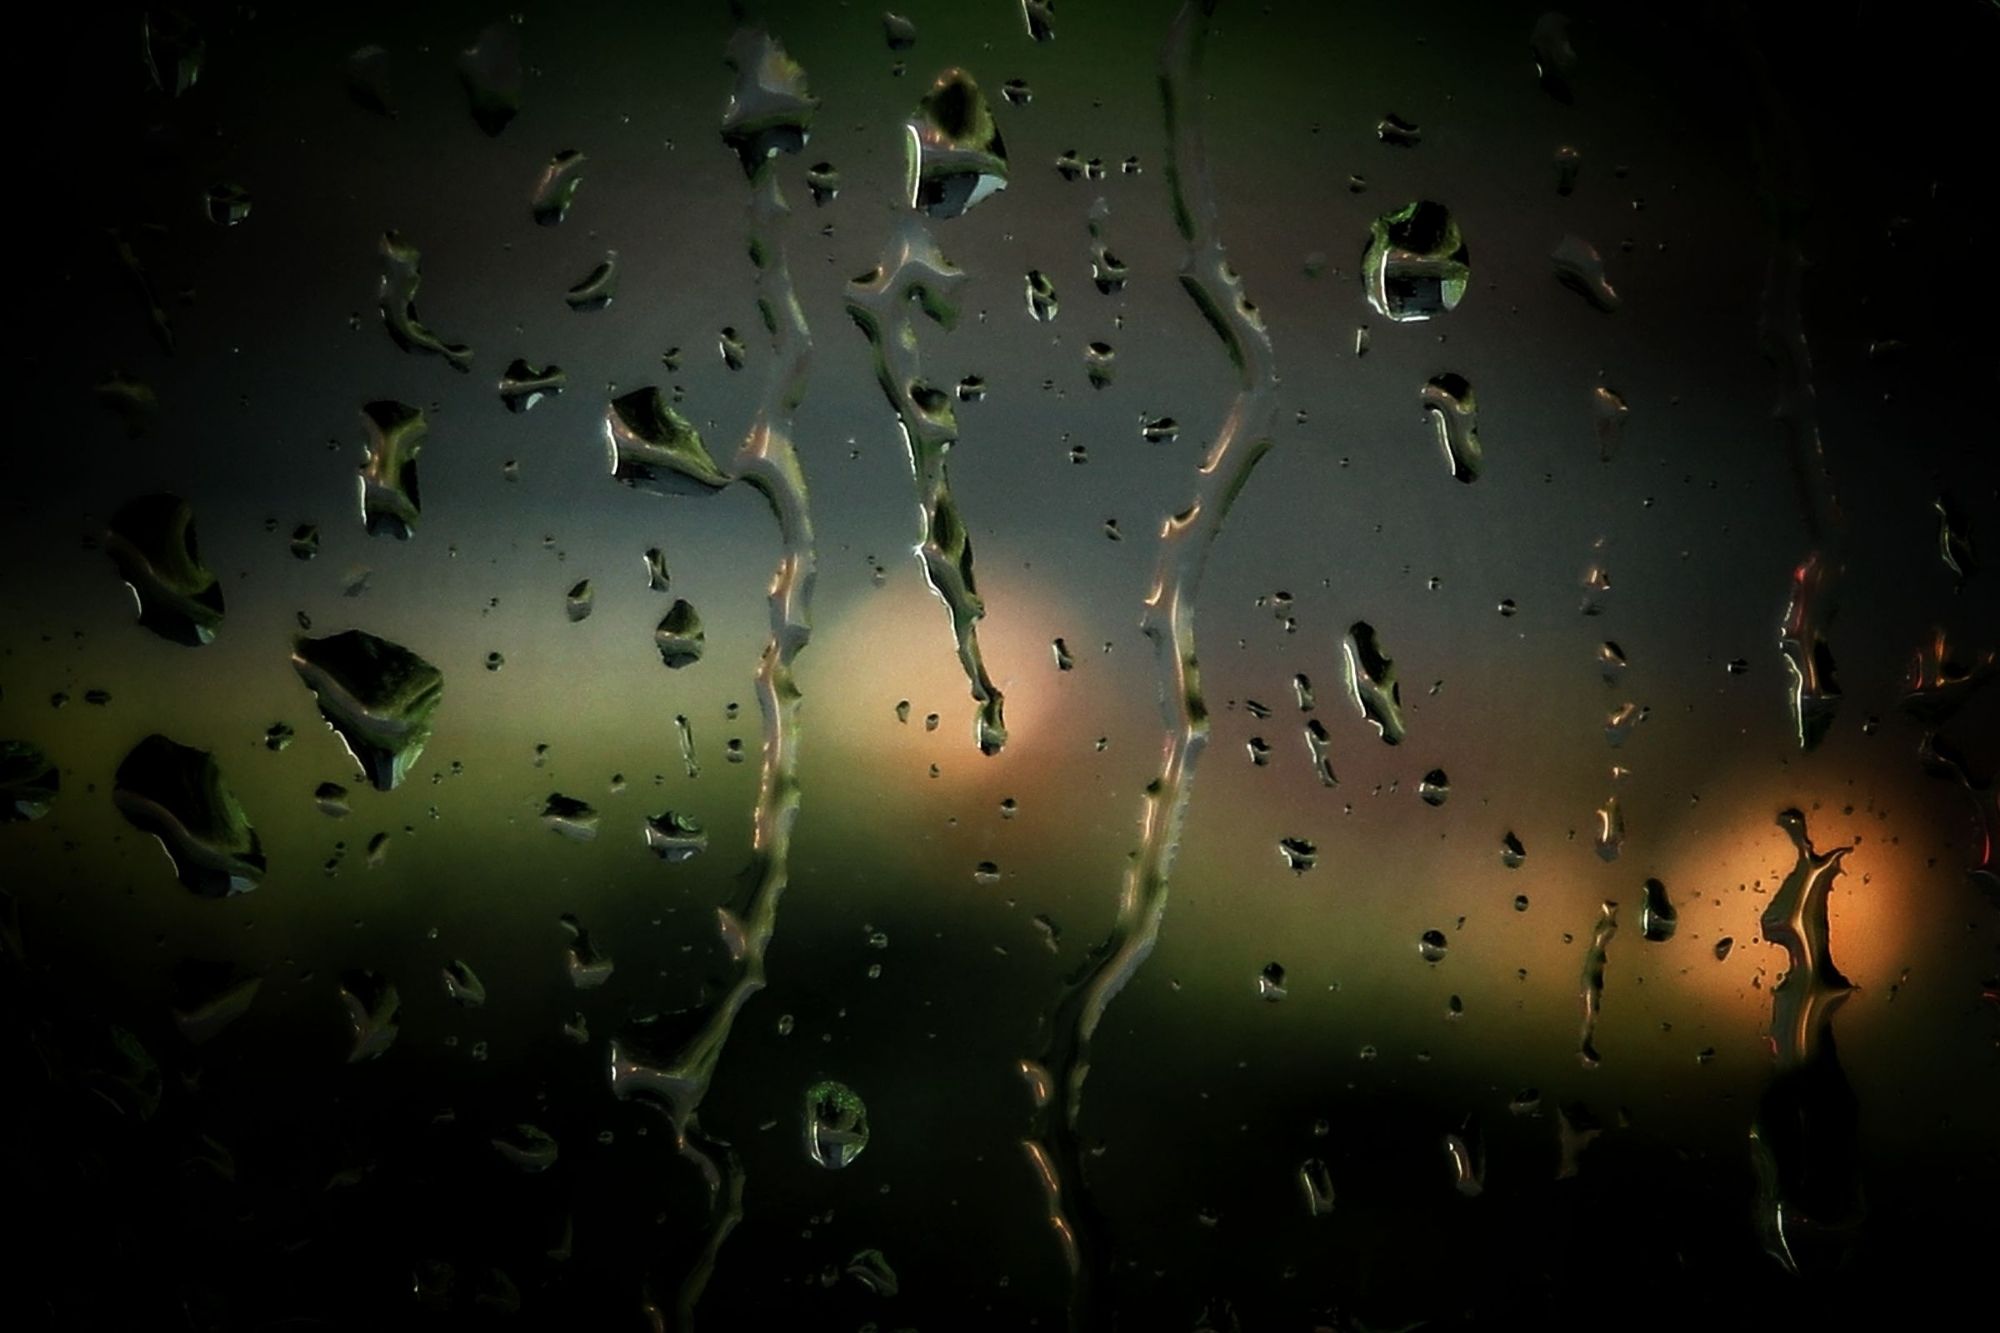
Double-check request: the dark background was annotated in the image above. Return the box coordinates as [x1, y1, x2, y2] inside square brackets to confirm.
[6, 1, 1997, 1328]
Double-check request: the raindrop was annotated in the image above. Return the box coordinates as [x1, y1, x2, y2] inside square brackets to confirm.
[357, 400, 426, 539]
[292, 630, 444, 791]
[443, 960, 485, 1007]
[104, 493, 224, 645]
[565, 579, 594, 623]
[1376, 112, 1421, 147]
[1363, 201, 1470, 322]
[456, 20, 523, 136]
[607, 388, 730, 494]
[203, 182, 251, 227]
[1419, 929, 1449, 963]
[1640, 877, 1678, 942]
[338, 969, 399, 1062]
[565, 252, 620, 311]
[644, 547, 672, 591]
[343, 44, 394, 117]
[542, 795, 599, 843]
[1531, 12, 1579, 103]
[1299, 1158, 1335, 1216]
[1, 742, 59, 822]
[378, 231, 471, 371]
[1084, 341, 1115, 388]
[1594, 795, 1624, 861]
[805, 1080, 870, 1168]
[908, 69, 1008, 218]
[643, 811, 708, 863]
[1421, 373, 1481, 482]
[1551, 234, 1620, 312]
[807, 162, 841, 205]
[1554, 144, 1581, 196]
[499, 359, 565, 412]
[561, 913, 613, 986]
[1501, 832, 1525, 868]
[1026, 270, 1059, 321]
[531, 150, 586, 225]
[1419, 769, 1450, 806]
[1591, 386, 1628, 459]
[113, 735, 264, 896]
[1258, 962, 1289, 1001]
[1279, 837, 1317, 872]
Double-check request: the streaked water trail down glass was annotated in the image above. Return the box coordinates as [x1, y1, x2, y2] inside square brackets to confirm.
[1751, 809, 1863, 1272]
[847, 222, 1008, 755]
[1023, 3, 1283, 1324]
[604, 25, 821, 1333]
[1735, 6, 1845, 752]
[1576, 900, 1618, 1068]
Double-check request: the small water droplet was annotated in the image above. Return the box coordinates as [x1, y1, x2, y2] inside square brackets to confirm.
[805, 1080, 870, 1168]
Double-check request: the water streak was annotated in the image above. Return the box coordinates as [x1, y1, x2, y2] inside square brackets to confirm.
[1736, 5, 1845, 749]
[1023, 4, 1281, 1324]
[847, 222, 1007, 754]
[606, 26, 819, 1332]
[1750, 809, 1863, 1270]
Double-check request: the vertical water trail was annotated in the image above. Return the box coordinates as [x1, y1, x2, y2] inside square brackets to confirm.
[847, 213, 1008, 754]
[1576, 901, 1618, 1068]
[606, 25, 818, 1332]
[1021, 3, 1281, 1324]
[1751, 809, 1863, 1271]
[1731, 4, 1845, 749]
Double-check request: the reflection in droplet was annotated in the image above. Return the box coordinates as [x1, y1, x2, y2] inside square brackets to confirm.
[805, 1080, 870, 1168]
[1258, 961, 1288, 1001]
[644, 810, 708, 863]
[1362, 201, 1469, 322]
[1419, 929, 1449, 963]
[907, 69, 1008, 218]
[1279, 837, 1317, 873]
[542, 794, 600, 843]
[1419, 769, 1450, 806]
[500, 359, 565, 413]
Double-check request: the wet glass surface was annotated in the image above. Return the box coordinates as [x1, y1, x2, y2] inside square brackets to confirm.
[7, 1, 1997, 1328]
